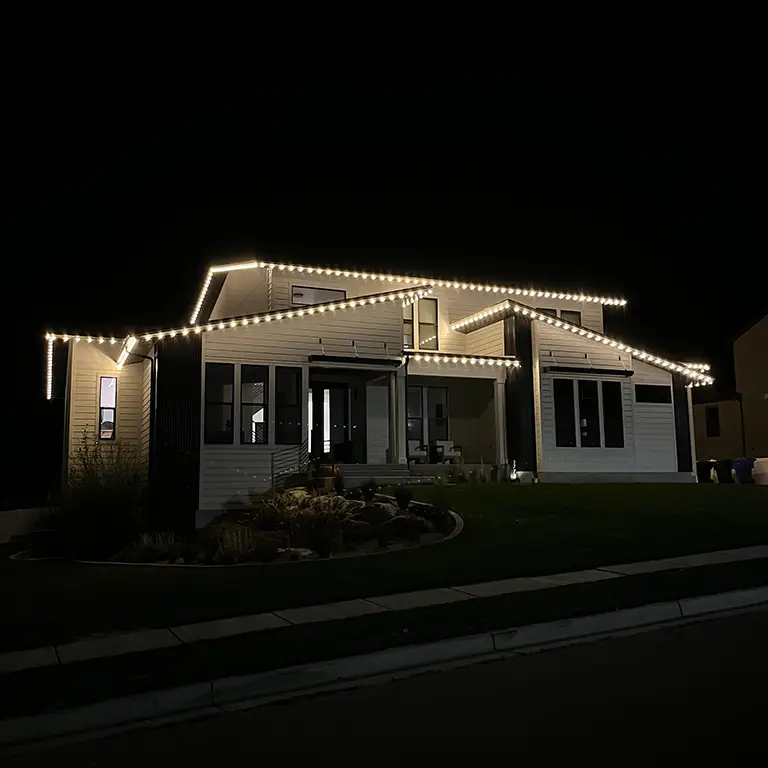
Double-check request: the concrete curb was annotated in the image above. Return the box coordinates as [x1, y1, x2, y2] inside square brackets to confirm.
[2, 584, 767, 749]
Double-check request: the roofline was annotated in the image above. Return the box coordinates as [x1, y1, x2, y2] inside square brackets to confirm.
[188, 259, 627, 325]
[448, 299, 714, 385]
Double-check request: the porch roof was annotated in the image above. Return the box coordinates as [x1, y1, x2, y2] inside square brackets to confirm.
[448, 299, 714, 386]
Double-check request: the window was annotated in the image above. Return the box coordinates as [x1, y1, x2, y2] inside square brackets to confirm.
[241, 365, 268, 444]
[275, 367, 301, 445]
[403, 303, 414, 349]
[602, 381, 625, 448]
[418, 298, 438, 350]
[99, 376, 117, 440]
[554, 378, 625, 448]
[553, 379, 577, 447]
[560, 309, 582, 326]
[578, 380, 601, 447]
[291, 285, 346, 306]
[705, 405, 720, 438]
[538, 308, 557, 318]
[635, 384, 672, 404]
[427, 387, 448, 441]
[407, 386, 423, 442]
[205, 363, 234, 444]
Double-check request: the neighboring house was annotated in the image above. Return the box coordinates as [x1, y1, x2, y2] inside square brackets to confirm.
[693, 315, 767, 460]
[44, 258, 714, 527]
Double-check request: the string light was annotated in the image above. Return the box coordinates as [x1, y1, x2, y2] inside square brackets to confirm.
[450, 299, 714, 384]
[189, 259, 627, 324]
[116, 337, 137, 369]
[45, 338, 54, 400]
[406, 350, 520, 368]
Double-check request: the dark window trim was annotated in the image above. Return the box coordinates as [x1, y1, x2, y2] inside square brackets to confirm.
[240, 364, 269, 445]
[275, 366, 302, 445]
[204, 362, 235, 445]
[635, 384, 673, 404]
[552, 377, 626, 449]
[418, 297, 438, 351]
[98, 376, 117, 441]
[291, 285, 346, 306]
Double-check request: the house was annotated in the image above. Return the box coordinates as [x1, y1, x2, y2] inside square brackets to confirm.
[44, 258, 715, 528]
[693, 315, 767, 461]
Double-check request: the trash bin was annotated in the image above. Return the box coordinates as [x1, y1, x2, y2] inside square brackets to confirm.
[714, 459, 734, 483]
[696, 460, 716, 483]
[732, 457, 756, 484]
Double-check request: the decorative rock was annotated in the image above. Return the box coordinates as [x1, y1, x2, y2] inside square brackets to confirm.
[383, 515, 424, 542]
[341, 518, 374, 543]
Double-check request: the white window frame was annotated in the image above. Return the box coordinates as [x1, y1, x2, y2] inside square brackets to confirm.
[405, 298, 439, 351]
[96, 374, 118, 441]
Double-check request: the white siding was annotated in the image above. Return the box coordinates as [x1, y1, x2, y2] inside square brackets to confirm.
[205, 300, 401, 364]
[139, 355, 153, 469]
[210, 268, 269, 320]
[535, 323, 678, 474]
[68, 343, 143, 462]
[200, 446, 272, 509]
[631, 360, 676, 471]
[467, 323, 504, 356]
[215, 266, 605, 353]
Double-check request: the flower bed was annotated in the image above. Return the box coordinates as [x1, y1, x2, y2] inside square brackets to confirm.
[112, 485, 458, 566]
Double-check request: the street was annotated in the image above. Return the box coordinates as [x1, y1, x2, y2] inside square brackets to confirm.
[7, 608, 768, 760]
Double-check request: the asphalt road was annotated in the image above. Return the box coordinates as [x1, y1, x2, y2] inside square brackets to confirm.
[8, 609, 768, 760]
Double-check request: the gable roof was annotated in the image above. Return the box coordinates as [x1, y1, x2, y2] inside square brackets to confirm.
[189, 259, 627, 325]
[449, 299, 714, 385]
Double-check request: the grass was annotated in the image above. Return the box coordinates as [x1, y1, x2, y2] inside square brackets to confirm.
[1, 484, 766, 652]
[2, 557, 767, 719]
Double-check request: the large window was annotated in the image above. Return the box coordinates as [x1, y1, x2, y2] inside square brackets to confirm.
[275, 367, 301, 445]
[407, 386, 423, 442]
[403, 303, 414, 349]
[418, 298, 438, 350]
[241, 365, 268, 444]
[705, 405, 720, 438]
[205, 363, 234, 444]
[554, 378, 625, 449]
[291, 285, 346, 306]
[99, 376, 117, 440]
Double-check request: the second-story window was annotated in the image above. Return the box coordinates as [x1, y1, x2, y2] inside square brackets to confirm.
[291, 286, 346, 306]
[418, 298, 438, 350]
[241, 365, 268, 444]
[403, 303, 414, 349]
[538, 308, 582, 326]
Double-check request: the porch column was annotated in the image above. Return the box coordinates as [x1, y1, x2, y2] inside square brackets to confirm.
[672, 372, 693, 473]
[388, 371, 398, 463]
[494, 379, 507, 466]
[395, 369, 408, 464]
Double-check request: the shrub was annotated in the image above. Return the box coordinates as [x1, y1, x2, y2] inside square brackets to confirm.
[333, 471, 345, 495]
[393, 487, 413, 512]
[214, 527, 279, 564]
[360, 479, 378, 503]
[51, 432, 144, 558]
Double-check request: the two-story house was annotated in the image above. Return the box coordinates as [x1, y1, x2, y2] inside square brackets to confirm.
[45, 258, 714, 528]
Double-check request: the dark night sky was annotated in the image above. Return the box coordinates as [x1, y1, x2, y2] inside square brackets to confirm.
[5, 49, 764, 504]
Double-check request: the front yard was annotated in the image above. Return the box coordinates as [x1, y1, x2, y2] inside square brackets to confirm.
[3, 484, 767, 651]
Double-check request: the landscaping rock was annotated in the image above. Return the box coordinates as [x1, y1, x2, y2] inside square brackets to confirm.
[341, 518, 374, 543]
[342, 499, 366, 516]
[355, 503, 396, 527]
[383, 514, 424, 542]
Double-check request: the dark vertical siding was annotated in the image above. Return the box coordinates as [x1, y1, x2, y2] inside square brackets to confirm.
[504, 315, 537, 473]
[152, 335, 202, 532]
[672, 373, 693, 473]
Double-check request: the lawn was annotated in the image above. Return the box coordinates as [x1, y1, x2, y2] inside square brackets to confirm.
[2, 484, 767, 651]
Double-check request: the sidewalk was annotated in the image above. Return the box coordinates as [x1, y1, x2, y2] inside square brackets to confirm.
[3, 544, 768, 675]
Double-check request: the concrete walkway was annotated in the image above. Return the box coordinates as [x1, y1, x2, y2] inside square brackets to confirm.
[2, 544, 767, 675]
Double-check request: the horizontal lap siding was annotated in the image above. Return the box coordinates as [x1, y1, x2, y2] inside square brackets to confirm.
[211, 268, 269, 319]
[467, 323, 503, 356]
[631, 360, 676, 471]
[537, 322, 630, 371]
[68, 344, 143, 461]
[200, 446, 273, 509]
[205, 301, 401, 364]
[139, 356, 152, 468]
